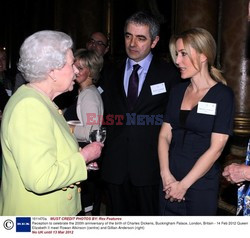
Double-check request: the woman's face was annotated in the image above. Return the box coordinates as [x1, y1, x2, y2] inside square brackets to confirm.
[74, 59, 90, 85]
[53, 49, 78, 93]
[175, 38, 200, 79]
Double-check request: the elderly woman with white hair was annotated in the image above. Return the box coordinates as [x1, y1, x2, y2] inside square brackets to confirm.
[0, 30, 103, 216]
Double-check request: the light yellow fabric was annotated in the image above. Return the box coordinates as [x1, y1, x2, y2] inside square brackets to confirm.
[0, 85, 87, 215]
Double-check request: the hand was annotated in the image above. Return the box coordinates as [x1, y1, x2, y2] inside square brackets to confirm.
[161, 173, 176, 200]
[161, 172, 176, 188]
[87, 161, 99, 171]
[80, 142, 104, 164]
[68, 124, 75, 134]
[222, 163, 247, 184]
[165, 181, 187, 201]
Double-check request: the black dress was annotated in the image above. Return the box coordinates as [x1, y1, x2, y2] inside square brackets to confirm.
[160, 81, 235, 215]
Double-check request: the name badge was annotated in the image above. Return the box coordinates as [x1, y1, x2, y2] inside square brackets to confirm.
[97, 86, 104, 94]
[150, 83, 166, 95]
[5, 89, 12, 97]
[197, 102, 217, 115]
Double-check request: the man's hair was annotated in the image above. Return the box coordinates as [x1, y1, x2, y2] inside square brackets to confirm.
[124, 11, 160, 40]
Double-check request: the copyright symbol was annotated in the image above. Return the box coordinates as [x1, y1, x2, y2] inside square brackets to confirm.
[3, 219, 14, 230]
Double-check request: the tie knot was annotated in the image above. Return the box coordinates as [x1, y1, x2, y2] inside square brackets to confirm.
[133, 64, 140, 72]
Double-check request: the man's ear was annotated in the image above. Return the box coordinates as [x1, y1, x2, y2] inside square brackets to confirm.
[104, 45, 109, 55]
[151, 36, 160, 49]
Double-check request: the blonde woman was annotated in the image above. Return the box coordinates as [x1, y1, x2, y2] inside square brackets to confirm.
[158, 28, 235, 215]
[68, 49, 104, 145]
[65, 49, 104, 215]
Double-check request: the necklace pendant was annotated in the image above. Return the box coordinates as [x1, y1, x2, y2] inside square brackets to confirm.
[58, 109, 63, 115]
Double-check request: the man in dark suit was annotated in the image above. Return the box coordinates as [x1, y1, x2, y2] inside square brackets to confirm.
[101, 11, 181, 215]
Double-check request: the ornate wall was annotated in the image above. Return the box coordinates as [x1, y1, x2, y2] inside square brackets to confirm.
[173, 0, 219, 37]
[54, 0, 109, 49]
[220, 0, 250, 154]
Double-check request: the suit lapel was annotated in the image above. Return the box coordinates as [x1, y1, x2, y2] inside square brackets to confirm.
[116, 63, 128, 108]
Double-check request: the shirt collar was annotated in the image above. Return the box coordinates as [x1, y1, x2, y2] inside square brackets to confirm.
[127, 52, 153, 72]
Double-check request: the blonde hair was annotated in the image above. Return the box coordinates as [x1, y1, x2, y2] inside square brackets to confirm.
[74, 49, 103, 84]
[169, 27, 226, 85]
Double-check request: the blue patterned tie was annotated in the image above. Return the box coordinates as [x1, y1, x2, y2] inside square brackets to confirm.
[127, 64, 140, 110]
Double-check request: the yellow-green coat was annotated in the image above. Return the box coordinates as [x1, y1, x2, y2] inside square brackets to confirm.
[0, 85, 87, 215]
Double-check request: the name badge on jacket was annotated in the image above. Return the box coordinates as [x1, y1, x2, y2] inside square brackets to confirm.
[97, 86, 104, 94]
[197, 101, 217, 115]
[150, 83, 166, 95]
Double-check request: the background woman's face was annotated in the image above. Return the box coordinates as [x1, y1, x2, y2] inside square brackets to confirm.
[74, 59, 90, 84]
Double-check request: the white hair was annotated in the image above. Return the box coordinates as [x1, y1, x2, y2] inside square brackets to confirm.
[18, 30, 73, 82]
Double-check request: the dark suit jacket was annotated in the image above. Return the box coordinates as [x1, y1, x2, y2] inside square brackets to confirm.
[101, 56, 181, 186]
